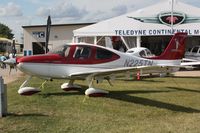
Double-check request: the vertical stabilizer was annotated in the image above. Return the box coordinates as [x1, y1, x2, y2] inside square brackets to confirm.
[150, 32, 187, 60]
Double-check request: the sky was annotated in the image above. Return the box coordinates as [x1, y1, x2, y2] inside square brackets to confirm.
[0, 0, 200, 42]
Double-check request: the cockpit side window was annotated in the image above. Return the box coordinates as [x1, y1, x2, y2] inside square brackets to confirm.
[73, 46, 91, 59]
[192, 47, 198, 53]
[127, 50, 134, 53]
[50, 45, 70, 57]
[96, 47, 113, 59]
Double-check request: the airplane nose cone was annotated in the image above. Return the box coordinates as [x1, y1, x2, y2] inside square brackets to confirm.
[4, 58, 16, 66]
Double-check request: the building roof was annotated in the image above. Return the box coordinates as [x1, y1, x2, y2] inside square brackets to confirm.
[74, 0, 200, 37]
[22, 22, 95, 29]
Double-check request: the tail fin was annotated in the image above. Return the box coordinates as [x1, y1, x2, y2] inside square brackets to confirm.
[151, 32, 187, 60]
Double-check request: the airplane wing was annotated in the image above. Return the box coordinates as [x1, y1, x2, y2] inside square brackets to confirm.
[181, 61, 200, 66]
[69, 65, 174, 79]
[181, 58, 200, 66]
[182, 58, 198, 62]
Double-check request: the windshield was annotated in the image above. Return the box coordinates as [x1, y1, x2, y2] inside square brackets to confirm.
[145, 49, 153, 56]
[191, 47, 199, 53]
[140, 49, 154, 57]
[49, 44, 71, 57]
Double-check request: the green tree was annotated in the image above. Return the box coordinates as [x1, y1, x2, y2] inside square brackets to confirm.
[0, 23, 14, 39]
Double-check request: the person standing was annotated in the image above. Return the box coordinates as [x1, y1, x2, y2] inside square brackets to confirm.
[0, 55, 7, 69]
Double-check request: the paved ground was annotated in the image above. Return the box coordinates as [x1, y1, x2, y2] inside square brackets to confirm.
[0, 67, 24, 84]
[173, 70, 200, 77]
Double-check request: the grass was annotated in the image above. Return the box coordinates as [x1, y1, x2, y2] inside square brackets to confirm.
[0, 76, 200, 133]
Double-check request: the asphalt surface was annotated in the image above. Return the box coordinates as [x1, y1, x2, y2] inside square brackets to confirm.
[0, 67, 24, 84]
[173, 70, 200, 77]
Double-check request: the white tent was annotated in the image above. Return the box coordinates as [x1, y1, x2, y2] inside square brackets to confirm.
[74, 0, 200, 36]
[73, 0, 200, 49]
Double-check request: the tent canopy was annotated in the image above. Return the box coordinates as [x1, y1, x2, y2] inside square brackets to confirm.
[74, 0, 200, 37]
[0, 37, 12, 43]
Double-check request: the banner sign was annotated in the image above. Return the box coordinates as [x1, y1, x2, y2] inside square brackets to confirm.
[123, 11, 200, 36]
[115, 29, 200, 36]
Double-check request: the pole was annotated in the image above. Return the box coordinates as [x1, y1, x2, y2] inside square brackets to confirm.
[12, 38, 16, 58]
[0, 76, 7, 117]
[171, 0, 174, 32]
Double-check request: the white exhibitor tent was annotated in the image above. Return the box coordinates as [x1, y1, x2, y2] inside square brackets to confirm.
[73, 0, 200, 54]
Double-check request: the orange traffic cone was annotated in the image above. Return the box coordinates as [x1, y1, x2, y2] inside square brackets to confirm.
[137, 71, 140, 80]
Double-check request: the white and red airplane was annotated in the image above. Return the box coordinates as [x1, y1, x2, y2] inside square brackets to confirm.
[5, 33, 187, 96]
[182, 46, 200, 68]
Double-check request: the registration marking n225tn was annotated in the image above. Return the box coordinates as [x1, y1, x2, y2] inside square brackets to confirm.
[124, 59, 153, 67]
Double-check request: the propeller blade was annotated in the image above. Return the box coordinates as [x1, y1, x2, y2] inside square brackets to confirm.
[3, 58, 16, 66]
[45, 15, 51, 53]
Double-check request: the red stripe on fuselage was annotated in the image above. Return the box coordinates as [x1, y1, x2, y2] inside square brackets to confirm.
[17, 54, 67, 64]
[17, 54, 120, 65]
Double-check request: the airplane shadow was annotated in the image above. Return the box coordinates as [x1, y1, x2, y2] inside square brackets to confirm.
[105, 89, 200, 113]
[123, 79, 165, 83]
[38, 88, 86, 98]
[167, 87, 200, 93]
[7, 113, 48, 117]
[39, 91, 83, 98]
[39, 85, 200, 113]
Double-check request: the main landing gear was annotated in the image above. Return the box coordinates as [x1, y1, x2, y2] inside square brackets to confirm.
[84, 77, 109, 97]
[18, 76, 109, 97]
[61, 78, 109, 97]
[61, 80, 81, 91]
[18, 76, 41, 96]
